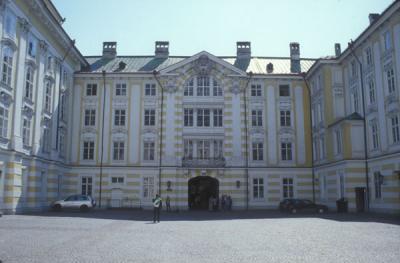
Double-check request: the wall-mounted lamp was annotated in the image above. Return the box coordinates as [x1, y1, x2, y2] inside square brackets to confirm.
[236, 180, 241, 189]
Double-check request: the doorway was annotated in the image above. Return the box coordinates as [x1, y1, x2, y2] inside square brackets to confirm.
[188, 176, 219, 210]
[355, 187, 366, 212]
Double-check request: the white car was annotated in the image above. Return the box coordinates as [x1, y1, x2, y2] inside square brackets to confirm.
[52, 195, 96, 212]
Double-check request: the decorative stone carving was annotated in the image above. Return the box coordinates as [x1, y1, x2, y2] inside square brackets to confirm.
[39, 40, 48, 53]
[17, 17, 31, 35]
[22, 105, 34, 118]
[165, 79, 177, 93]
[81, 127, 97, 134]
[0, 91, 12, 106]
[193, 54, 214, 76]
[230, 83, 241, 95]
[112, 127, 128, 134]
[41, 116, 51, 127]
[0, 0, 10, 13]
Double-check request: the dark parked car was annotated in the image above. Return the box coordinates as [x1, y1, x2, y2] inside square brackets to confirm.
[279, 199, 328, 214]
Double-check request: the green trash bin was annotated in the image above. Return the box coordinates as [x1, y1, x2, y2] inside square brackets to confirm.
[336, 198, 348, 213]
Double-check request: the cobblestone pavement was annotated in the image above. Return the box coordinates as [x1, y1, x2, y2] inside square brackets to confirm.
[0, 210, 399, 263]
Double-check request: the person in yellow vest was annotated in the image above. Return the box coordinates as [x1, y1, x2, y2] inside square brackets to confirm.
[152, 194, 162, 223]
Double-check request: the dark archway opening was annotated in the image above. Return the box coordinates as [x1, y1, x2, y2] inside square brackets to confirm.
[188, 176, 219, 210]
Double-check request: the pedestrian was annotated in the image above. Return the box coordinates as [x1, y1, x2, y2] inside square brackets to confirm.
[227, 195, 232, 211]
[166, 195, 171, 212]
[221, 195, 226, 211]
[208, 196, 213, 212]
[152, 194, 162, 223]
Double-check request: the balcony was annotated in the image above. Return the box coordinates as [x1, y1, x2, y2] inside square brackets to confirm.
[182, 157, 226, 168]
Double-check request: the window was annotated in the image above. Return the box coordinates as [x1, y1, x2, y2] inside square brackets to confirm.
[197, 76, 210, 96]
[197, 109, 210, 127]
[27, 38, 37, 58]
[25, 67, 34, 100]
[213, 140, 223, 158]
[184, 140, 193, 159]
[2, 47, 13, 86]
[145, 83, 156, 96]
[22, 118, 31, 147]
[44, 82, 52, 112]
[281, 142, 292, 161]
[338, 173, 345, 198]
[251, 84, 262, 97]
[213, 109, 223, 127]
[197, 140, 210, 159]
[253, 178, 264, 199]
[368, 79, 376, 104]
[365, 47, 373, 66]
[279, 85, 290, 97]
[113, 141, 125, 160]
[112, 177, 124, 184]
[184, 109, 193, 127]
[251, 110, 263, 127]
[144, 109, 156, 126]
[374, 172, 382, 199]
[280, 111, 291, 127]
[115, 83, 127, 96]
[0, 105, 9, 138]
[83, 141, 95, 160]
[335, 130, 342, 154]
[371, 123, 379, 150]
[143, 177, 154, 198]
[351, 61, 357, 77]
[143, 142, 155, 161]
[84, 109, 96, 126]
[353, 89, 359, 113]
[387, 68, 395, 94]
[81, 177, 92, 196]
[184, 79, 194, 96]
[114, 109, 126, 126]
[391, 115, 400, 143]
[42, 127, 51, 153]
[86, 84, 97, 96]
[252, 142, 264, 161]
[283, 178, 294, 198]
[213, 79, 222, 96]
[384, 31, 391, 51]
[60, 93, 67, 121]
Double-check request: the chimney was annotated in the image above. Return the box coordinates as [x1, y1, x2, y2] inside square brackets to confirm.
[335, 43, 341, 57]
[155, 41, 169, 58]
[102, 42, 117, 59]
[236, 41, 251, 59]
[368, 13, 380, 24]
[290, 42, 300, 73]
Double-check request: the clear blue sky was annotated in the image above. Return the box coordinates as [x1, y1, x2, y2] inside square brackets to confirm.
[53, 0, 394, 58]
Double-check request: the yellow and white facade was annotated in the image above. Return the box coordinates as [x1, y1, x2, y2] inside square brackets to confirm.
[0, 0, 399, 213]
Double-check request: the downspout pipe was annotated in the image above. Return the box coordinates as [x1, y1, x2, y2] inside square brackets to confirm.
[301, 73, 316, 203]
[243, 72, 253, 210]
[99, 70, 107, 208]
[153, 70, 164, 196]
[348, 40, 370, 211]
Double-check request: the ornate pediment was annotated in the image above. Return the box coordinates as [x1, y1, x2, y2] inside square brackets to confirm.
[192, 54, 215, 76]
[22, 105, 34, 118]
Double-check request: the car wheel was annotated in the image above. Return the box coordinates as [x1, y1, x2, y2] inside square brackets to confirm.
[53, 204, 62, 212]
[317, 208, 325, 214]
[80, 205, 89, 212]
[291, 208, 297, 214]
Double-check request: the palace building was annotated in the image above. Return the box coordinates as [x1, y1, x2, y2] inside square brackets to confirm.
[0, 0, 399, 214]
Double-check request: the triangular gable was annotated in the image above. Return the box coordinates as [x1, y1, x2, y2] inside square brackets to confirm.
[159, 51, 246, 76]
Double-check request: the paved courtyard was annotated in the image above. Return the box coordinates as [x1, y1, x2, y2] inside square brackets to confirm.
[0, 210, 399, 263]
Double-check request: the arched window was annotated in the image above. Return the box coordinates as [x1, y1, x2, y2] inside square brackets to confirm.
[25, 66, 34, 100]
[1, 47, 14, 87]
[183, 76, 222, 97]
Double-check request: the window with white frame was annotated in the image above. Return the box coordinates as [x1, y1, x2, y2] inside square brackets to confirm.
[352, 88, 359, 113]
[144, 109, 156, 126]
[115, 83, 127, 96]
[283, 178, 294, 198]
[391, 115, 400, 143]
[114, 109, 126, 126]
[197, 140, 210, 159]
[365, 47, 373, 66]
[213, 109, 223, 127]
[373, 172, 382, 199]
[42, 127, 51, 153]
[371, 122, 379, 150]
[184, 140, 193, 159]
[252, 142, 264, 161]
[84, 109, 96, 126]
[143, 141, 155, 161]
[384, 31, 391, 51]
[197, 76, 210, 96]
[44, 81, 52, 112]
[387, 68, 395, 94]
[0, 105, 9, 138]
[253, 178, 264, 199]
[368, 79, 376, 104]
[213, 140, 223, 158]
[197, 109, 210, 127]
[280, 110, 291, 127]
[319, 136, 325, 159]
[2, 47, 13, 87]
[350, 61, 357, 77]
[279, 85, 290, 97]
[145, 83, 156, 96]
[184, 108, 193, 127]
[251, 110, 263, 127]
[86, 83, 97, 96]
[251, 84, 262, 97]
[338, 172, 345, 198]
[184, 78, 194, 96]
[24, 66, 34, 100]
[111, 177, 124, 184]
[81, 177, 92, 196]
[213, 79, 222, 96]
[60, 93, 67, 121]
[83, 140, 95, 160]
[143, 177, 154, 198]
[113, 141, 125, 161]
[22, 117, 31, 147]
[281, 142, 292, 161]
[335, 129, 342, 154]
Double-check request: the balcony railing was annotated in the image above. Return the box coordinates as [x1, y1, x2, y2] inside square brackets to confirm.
[182, 157, 226, 168]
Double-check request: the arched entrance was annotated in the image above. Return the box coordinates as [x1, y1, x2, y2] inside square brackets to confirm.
[188, 176, 219, 210]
